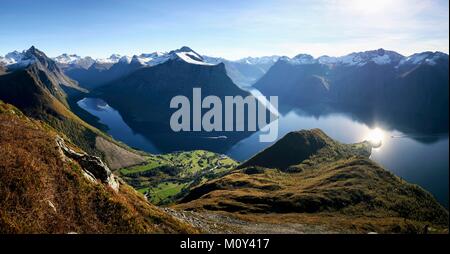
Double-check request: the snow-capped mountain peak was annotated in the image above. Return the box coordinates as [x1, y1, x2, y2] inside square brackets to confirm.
[0, 55, 17, 65]
[3, 46, 48, 68]
[5, 50, 23, 62]
[82, 47, 215, 67]
[0, 46, 66, 72]
[278, 48, 406, 67]
[118, 55, 132, 64]
[236, 56, 280, 65]
[3, 47, 448, 72]
[399, 51, 448, 66]
[53, 53, 95, 69]
[336, 49, 404, 66]
[129, 52, 168, 66]
[168, 47, 214, 66]
[0, 50, 26, 66]
[292, 54, 316, 64]
[317, 55, 339, 65]
[95, 54, 123, 64]
[54, 53, 82, 64]
[279, 54, 316, 65]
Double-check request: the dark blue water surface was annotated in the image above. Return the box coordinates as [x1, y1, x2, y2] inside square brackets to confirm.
[78, 95, 449, 207]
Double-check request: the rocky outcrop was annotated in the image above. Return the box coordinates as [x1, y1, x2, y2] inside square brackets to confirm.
[56, 136, 119, 191]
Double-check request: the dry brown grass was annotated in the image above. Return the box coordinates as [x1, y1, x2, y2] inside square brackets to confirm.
[0, 101, 197, 234]
[0, 68, 146, 170]
[176, 130, 449, 233]
[230, 213, 449, 234]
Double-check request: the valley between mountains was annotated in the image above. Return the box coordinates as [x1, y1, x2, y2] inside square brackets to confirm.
[0, 46, 448, 234]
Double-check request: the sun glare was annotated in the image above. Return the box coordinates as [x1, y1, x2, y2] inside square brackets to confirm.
[366, 128, 385, 148]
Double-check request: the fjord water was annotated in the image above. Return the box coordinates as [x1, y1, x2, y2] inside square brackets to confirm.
[77, 98, 160, 153]
[78, 96, 449, 207]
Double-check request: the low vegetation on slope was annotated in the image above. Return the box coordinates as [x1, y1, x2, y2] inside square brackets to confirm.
[0, 47, 146, 170]
[0, 101, 196, 233]
[239, 128, 371, 171]
[118, 150, 238, 205]
[176, 129, 448, 233]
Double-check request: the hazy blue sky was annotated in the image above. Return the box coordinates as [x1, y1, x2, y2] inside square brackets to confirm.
[0, 0, 448, 59]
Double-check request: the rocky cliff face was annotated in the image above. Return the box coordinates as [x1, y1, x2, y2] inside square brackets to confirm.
[56, 136, 119, 191]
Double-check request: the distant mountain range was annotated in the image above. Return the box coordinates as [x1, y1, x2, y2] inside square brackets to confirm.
[0, 48, 275, 88]
[3, 47, 448, 90]
[0, 46, 267, 153]
[0, 46, 148, 169]
[2, 46, 447, 136]
[0, 46, 84, 114]
[1, 45, 449, 233]
[93, 46, 254, 152]
[254, 48, 449, 133]
[2, 48, 280, 88]
[203, 55, 280, 87]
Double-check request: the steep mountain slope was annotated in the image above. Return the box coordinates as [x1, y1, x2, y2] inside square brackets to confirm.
[0, 47, 146, 169]
[253, 58, 331, 106]
[59, 48, 208, 90]
[95, 47, 255, 152]
[53, 53, 95, 69]
[239, 129, 370, 170]
[56, 49, 279, 89]
[97, 52, 247, 125]
[5, 46, 86, 95]
[254, 49, 449, 133]
[63, 56, 144, 90]
[0, 101, 197, 233]
[176, 129, 448, 233]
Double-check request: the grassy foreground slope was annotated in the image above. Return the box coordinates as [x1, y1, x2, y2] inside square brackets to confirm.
[176, 129, 448, 233]
[0, 101, 197, 233]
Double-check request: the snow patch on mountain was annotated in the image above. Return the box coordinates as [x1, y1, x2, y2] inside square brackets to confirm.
[5, 51, 23, 63]
[399, 51, 448, 66]
[1, 48, 40, 68]
[96, 54, 122, 64]
[201, 56, 224, 65]
[236, 56, 280, 65]
[174, 51, 213, 65]
[371, 54, 392, 65]
[291, 54, 316, 64]
[86, 47, 214, 67]
[54, 54, 81, 64]
[1, 51, 24, 65]
[317, 56, 339, 65]
[0, 56, 15, 65]
[3, 47, 448, 70]
[279, 49, 406, 67]
[118, 56, 131, 64]
[336, 49, 403, 66]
